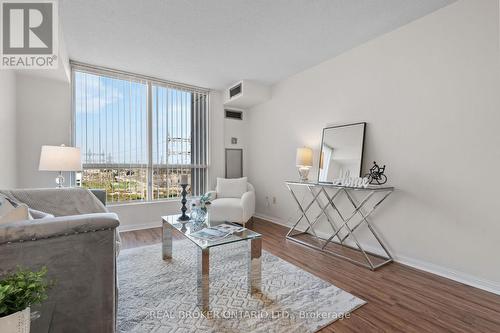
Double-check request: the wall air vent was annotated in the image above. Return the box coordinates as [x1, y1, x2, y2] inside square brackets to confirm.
[225, 109, 243, 120]
[229, 83, 242, 98]
[224, 80, 271, 109]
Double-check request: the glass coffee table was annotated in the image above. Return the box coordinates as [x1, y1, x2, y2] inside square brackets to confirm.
[162, 214, 262, 313]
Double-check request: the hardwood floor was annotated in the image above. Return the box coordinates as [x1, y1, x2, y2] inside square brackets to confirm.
[120, 218, 500, 332]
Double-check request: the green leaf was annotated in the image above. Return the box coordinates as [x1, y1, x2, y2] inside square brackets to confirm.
[0, 266, 53, 317]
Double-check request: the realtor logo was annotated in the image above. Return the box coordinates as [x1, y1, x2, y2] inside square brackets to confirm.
[1, 0, 58, 69]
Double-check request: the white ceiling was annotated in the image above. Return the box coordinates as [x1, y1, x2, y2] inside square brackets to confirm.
[60, 0, 455, 90]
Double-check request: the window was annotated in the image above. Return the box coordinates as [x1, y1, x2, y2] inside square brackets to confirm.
[73, 63, 209, 203]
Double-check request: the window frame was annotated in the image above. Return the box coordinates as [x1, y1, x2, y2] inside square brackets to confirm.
[70, 61, 210, 204]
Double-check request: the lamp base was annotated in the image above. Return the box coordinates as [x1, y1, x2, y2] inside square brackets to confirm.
[55, 172, 65, 188]
[298, 167, 311, 182]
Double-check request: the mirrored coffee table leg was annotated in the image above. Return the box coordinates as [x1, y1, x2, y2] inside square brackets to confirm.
[197, 247, 210, 314]
[162, 220, 172, 260]
[248, 237, 262, 294]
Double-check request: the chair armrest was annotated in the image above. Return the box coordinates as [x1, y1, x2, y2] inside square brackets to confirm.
[0, 213, 120, 245]
[241, 190, 256, 222]
[206, 191, 217, 200]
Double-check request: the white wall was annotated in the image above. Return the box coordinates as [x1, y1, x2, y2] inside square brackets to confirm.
[109, 200, 180, 231]
[16, 74, 72, 188]
[0, 71, 17, 188]
[0, 16, 70, 190]
[247, 0, 500, 293]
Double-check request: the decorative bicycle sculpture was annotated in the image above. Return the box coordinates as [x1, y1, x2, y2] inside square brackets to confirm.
[365, 161, 388, 185]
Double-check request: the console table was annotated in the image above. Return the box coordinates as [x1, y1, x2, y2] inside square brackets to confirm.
[285, 181, 394, 270]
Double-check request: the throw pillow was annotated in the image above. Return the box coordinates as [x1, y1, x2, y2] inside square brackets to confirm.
[0, 195, 31, 224]
[217, 177, 248, 198]
[29, 208, 55, 219]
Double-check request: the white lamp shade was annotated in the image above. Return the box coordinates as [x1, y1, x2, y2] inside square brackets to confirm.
[296, 147, 313, 167]
[39, 145, 82, 171]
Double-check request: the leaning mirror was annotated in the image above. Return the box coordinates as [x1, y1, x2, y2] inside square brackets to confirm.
[318, 122, 366, 183]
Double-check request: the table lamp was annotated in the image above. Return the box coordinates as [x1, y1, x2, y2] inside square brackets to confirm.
[39, 145, 82, 187]
[296, 147, 313, 182]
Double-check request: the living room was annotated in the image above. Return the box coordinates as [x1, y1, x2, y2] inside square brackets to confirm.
[1, 0, 499, 332]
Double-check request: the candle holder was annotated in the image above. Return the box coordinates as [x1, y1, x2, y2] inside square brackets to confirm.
[177, 183, 190, 221]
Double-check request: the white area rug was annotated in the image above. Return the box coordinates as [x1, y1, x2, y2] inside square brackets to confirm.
[117, 240, 365, 332]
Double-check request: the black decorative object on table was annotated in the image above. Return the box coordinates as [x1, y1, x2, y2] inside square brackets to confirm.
[177, 183, 190, 221]
[365, 161, 388, 185]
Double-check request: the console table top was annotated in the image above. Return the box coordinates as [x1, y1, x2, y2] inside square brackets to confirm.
[285, 180, 394, 191]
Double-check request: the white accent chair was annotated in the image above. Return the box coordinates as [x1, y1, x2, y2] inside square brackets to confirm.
[206, 178, 255, 226]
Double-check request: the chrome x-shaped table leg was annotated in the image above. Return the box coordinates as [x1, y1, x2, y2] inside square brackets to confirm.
[341, 190, 393, 261]
[324, 190, 375, 245]
[302, 186, 344, 244]
[285, 183, 323, 243]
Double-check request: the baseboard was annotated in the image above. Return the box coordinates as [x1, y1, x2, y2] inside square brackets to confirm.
[253, 212, 500, 296]
[395, 254, 500, 295]
[119, 221, 162, 232]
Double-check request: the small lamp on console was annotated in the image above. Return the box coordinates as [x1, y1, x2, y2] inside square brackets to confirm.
[296, 147, 313, 182]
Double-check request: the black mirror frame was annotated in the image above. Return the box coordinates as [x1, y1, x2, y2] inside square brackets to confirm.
[317, 122, 366, 183]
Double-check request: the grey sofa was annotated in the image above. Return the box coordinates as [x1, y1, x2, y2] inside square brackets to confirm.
[0, 188, 119, 333]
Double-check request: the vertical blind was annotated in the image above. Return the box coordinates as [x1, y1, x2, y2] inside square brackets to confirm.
[73, 64, 209, 203]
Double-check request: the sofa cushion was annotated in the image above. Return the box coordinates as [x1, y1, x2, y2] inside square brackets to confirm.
[216, 177, 248, 198]
[209, 198, 243, 222]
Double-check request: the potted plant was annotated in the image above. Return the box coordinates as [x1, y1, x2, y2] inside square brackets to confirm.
[0, 267, 52, 333]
